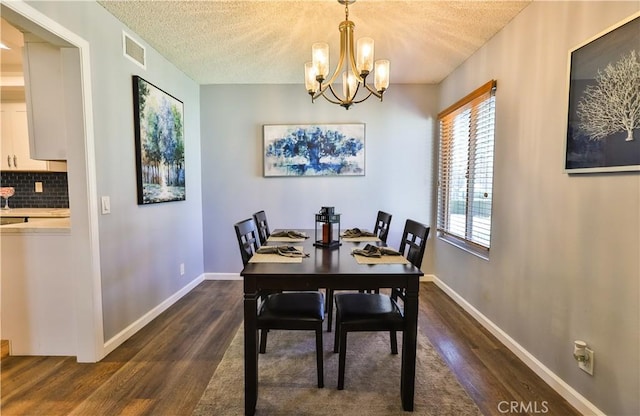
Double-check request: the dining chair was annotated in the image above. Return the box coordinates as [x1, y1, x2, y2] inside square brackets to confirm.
[325, 210, 393, 333]
[234, 218, 325, 388]
[362, 210, 392, 295]
[332, 219, 430, 390]
[372, 210, 392, 243]
[252, 210, 271, 245]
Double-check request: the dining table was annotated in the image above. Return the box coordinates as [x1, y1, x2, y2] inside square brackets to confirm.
[240, 229, 424, 415]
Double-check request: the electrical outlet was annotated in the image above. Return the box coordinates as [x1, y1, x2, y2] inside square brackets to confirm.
[180, 263, 185, 276]
[579, 348, 594, 375]
[35, 182, 43, 193]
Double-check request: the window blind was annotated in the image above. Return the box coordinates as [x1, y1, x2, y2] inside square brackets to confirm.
[437, 80, 497, 252]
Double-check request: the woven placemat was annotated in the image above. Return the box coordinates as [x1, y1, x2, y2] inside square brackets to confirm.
[352, 254, 409, 265]
[249, 246, 305, 263]
[341, 236, 381, 242]
[267, 236, 307, 242]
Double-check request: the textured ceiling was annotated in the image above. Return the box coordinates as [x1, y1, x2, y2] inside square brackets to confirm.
[99, 1, 531, 85]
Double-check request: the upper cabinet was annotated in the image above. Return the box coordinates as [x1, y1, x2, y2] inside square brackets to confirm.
[1, 102, 66, 172]
[1, 102, 47, 171]
[22, 41, 69, 161]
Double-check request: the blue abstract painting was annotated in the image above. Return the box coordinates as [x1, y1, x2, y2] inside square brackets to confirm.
[263, 124, 365, 177]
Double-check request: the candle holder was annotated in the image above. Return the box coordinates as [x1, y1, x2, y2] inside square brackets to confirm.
[314, 206, 341, 249]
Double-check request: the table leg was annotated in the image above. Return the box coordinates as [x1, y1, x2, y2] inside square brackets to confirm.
[244, 290, 259, 416]
[401, 282, 418, 411]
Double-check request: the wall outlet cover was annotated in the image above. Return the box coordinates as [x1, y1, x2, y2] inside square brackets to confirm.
[579, 348, 594, 375]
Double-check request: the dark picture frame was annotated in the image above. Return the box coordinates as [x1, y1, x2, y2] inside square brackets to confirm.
[132, 76, 185, 204]
[564, 13, 640, 173]
[263, 124, 365, 177]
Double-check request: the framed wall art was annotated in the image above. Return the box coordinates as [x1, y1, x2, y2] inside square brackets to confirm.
[132, 76, 186, 204]
[263, 124, 365, 177]
[564, 13, 639, 173]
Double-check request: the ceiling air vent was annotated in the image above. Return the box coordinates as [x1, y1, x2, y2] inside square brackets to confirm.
[122, 31, 146, 69]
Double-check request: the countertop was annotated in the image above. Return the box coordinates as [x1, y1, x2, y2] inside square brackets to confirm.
[0, 208, 70, 218]
[0, 208, 70, 233]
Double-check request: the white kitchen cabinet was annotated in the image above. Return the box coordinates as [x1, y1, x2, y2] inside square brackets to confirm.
[23, 41, 69, 161]
[1, 102, 66, 172]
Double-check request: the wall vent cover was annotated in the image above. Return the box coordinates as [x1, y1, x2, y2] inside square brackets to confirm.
[122, 31, 146, 69]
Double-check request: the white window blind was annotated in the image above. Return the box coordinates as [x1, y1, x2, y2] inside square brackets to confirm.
[437, 80, 497, 253]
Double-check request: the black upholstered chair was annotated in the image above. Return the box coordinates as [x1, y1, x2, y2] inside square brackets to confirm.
[326, 210, 393, 332]
[332, 219, 429, 390]
[252, 210, 271, 245]
[372, 210, 392, 243]
[234, 218, 325, 388]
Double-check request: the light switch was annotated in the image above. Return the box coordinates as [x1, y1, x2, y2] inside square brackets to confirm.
[101, 196, 111, 214]
[35, 182, 43, 193]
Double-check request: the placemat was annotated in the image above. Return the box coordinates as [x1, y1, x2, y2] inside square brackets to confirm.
[267, 236, 307, 242]
[352, 254, 410, 265]
[341, 236, 381, 242]
[249, 246, 305, 263]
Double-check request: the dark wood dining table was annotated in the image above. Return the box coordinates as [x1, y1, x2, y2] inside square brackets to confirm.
[240, 230, 424, 415]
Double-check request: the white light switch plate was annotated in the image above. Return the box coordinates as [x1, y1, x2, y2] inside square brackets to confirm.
[101, 196, 111, 214]
[35, 182, 43, 193]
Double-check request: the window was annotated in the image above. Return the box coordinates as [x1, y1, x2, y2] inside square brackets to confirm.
[437, 80, 497, 255]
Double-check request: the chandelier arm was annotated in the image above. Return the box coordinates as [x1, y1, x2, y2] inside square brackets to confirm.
[345, 24, 364, 84]
[331, 79, 367, 105]
[351, 90, 375, 105]
[327, 84, 353, 107]
[310, 82, 340, 104]
[362, 82, 384, 99]
[319, 20, 351, 92]
[316, 88, 347, 107]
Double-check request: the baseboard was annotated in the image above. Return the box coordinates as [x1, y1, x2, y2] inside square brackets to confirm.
[102, 274, 205, 357]
[420, 274, 435, 282]
[431, 276, 604, 416]
[205, 273, 242, 280]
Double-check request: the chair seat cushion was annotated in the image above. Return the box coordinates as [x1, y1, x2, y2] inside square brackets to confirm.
[334, 293, 403, 324]
[259, 292, 325, 322]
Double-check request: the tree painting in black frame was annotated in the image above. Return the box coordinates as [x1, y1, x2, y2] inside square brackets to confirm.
[565, 14, 640, 173]
[132, 76, 186, 204]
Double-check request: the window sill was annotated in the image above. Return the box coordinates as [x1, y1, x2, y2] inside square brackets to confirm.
[438, 234, 489, 261]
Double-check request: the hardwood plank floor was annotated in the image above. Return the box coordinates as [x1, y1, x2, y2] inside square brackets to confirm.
[1, 281, 581, 415]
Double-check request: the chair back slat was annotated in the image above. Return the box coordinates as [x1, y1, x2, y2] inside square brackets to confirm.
[253, 210, 271, 245]
[234, 218, 261, 266]
[393, 219, 430, 303]
[373, 210, 392, 243]
[398, 219, 430, 269]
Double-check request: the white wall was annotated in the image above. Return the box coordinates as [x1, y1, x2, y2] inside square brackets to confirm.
[21, 1, 205, 343]
[436, 2, 639, 415]
[200, 84, 438, 274]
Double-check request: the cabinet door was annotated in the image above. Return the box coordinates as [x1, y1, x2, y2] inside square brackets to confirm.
[23, 42, 68, 160]
[12, 108, 48, 171]
[1, 109, 16, 169]
[0, 103, 48, 171]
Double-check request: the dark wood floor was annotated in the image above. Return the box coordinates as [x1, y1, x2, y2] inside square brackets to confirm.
[1, 280, 580, 416]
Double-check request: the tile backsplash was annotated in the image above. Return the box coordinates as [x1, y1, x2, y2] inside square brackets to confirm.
[0, 171, 69, 208]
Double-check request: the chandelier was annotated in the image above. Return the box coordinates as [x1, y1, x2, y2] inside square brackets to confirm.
[304, 0, 389, 110]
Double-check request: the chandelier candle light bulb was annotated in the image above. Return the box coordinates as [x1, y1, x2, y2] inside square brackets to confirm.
[312, 42, 329, 79]
[304, 0, 389, 110]
[374, 59, 390, 91]
[356, 37, 374, 72]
